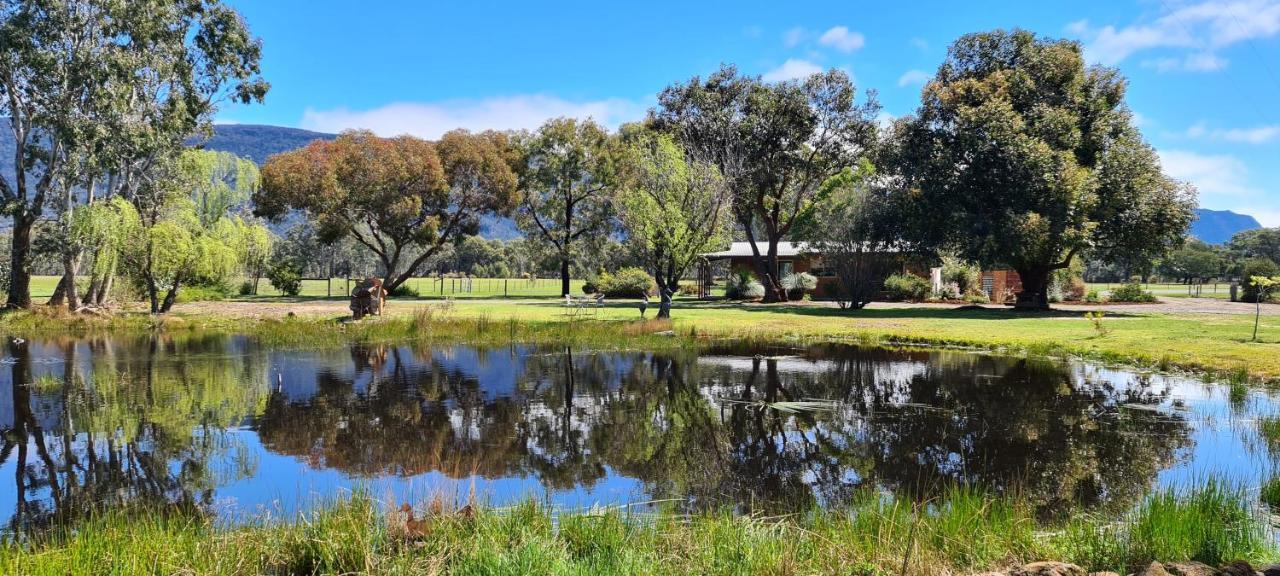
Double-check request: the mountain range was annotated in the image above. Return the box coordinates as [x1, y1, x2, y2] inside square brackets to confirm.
[0, 123, 1267, 243]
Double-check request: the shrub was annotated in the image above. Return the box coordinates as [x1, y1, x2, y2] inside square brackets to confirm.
[581, 280, 597, 295]
[174, 283, 231, 303]
[266, 263, 303, 297]
[1063, 278, 1087, 301]
[1262, 476, 1280, 509]
[941, 256, 981, 296]
[1241, 258, 1280, 302]
[1084, 289, 1101, 303]
[598, 267, 655, 298]
[782, 272, 818, 299]
[963, 293, 989, 304]
[238, 281, 255, 296]
[389, 283, 419, 298]
[883, 273, 931, 301]
[1109, 280, 1156, 303]
[725, 269, 765, 300]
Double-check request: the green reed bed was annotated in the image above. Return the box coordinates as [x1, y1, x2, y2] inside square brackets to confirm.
[4, 480, 1274, 576]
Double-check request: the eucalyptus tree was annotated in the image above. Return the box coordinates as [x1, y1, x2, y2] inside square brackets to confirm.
[515, 117, 617, 296]
[885, 30, 1195, 310]
[795, 162, 895, 309]
[256, 129, 518, 292]
[651, 65, 879, 302]
[0, 0, 267, 309]
[616, 131, 732, 318]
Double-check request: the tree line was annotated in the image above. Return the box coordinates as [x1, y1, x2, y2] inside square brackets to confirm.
[2, 3, 1197, 315]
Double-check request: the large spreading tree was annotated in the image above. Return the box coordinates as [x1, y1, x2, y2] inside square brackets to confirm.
[886, 29, 1195, 310]
[616, 131, 732, 318]
[515, 117, 617, 297]
[651, 65, 879, 302]
[255, 129, 518, 292]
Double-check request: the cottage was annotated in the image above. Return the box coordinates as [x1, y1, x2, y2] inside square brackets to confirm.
[698, 241, 1021, 302]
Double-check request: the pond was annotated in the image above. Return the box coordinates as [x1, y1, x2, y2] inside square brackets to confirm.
[0, 335, 1274, 537]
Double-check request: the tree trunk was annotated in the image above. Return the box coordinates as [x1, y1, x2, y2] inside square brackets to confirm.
[58, 253, 80, 310]
[159, 280, 180, 313]
[1014, 266, 1051, 311]
[6, 217, 35, 308]
[146, 276, 160, 314]
[654, 267, 673, 319]
[48, 275, 69, 307]
[560, 257, 571, 297]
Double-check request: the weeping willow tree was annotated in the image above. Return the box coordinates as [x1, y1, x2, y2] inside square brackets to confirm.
[116, 149, 272, 313]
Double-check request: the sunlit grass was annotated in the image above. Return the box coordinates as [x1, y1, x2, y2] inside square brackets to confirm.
[2, 480, 1273, 576]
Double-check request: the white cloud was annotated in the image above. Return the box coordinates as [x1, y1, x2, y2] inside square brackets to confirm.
[1145, 52, 1228, 72]
[910, 37, 929, 51]
[299, 95, 649, 139]
[1183, 121, 1280, 143]
[817, 26, 865, 52]
[783, 26, 808, 48]
[762, 58, 824, 82]
[1074, 0, 1280, 68]
[1158, 149, 1259, 198]
[896, 69, 931, 87]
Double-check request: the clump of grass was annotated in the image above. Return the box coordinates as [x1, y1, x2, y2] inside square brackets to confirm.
[1261, 476, 1280, 509]
[1259, 416, 1280, 445]
[1054, 477, 1272, 573]
[6, 481, 1271, 576]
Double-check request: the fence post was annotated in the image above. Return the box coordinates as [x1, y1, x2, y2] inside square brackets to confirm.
[505, 278, 508, 297]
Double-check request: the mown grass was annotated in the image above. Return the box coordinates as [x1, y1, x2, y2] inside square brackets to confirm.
[3, 480, 1273, 576]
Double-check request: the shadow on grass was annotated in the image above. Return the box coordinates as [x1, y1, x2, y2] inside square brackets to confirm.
[517, 299, 1145, 320]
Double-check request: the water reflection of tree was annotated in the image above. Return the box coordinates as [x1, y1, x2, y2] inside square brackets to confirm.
[256, 345, 616, 489]
[0, 335, 267, 538]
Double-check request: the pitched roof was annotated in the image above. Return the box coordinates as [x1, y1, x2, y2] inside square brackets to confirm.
[701, 241, 815, 258]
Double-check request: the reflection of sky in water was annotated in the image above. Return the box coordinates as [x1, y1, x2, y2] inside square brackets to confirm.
[2, 337, 1278, 533]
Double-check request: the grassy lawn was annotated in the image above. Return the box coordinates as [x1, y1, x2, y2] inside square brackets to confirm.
[1087, 282, 1232, 300]
[18, 276, 1280, 383]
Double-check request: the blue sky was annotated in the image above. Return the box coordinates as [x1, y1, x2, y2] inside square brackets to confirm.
[220, 0, 1280, 225]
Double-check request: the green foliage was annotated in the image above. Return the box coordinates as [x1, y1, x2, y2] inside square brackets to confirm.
[616, 131, 732, 308]
[797, 164, 891, 309]
[1230, 227, 1280, 266]
[1109, 281, 1157, 303]
[175, 283, 232, 304]
[1085, 289, 1101, 303]
[266, 262, 303, 297]
[1241, 258, 1280, 302]
[1262, 476, 1280, 509]
[725, 269, 765, 300]
[886, 29, 1195, 309]
[597, 267, 655, 298]
[941, 256, 982, 297]
[884, 273, 931, 302]
[257, 129, 518, 292]
[388, 284, 419, 298]
[238, 281, 255, 296]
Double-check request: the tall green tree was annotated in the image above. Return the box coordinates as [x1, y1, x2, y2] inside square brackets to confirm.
[0, 0, 267, 309]
[515, 118, 617, 297]
[795, 162, 896, 309]
[616, 132, 732, 318]
[1230, 228, 1280, 267]
[651, 65, 879, 302]
[885, 29, 1195, 310]
[256, 129, 518, 292]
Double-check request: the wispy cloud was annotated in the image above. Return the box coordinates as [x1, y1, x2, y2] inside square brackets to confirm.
[299, 95, 649, 139]
[783, 26, 808, 48]
[762, 58, 825, 82]
[1069, 0, 1280, 69]
[910, 37, 929, 51]
[896, 69, 931, 87]
[1184, 121, 1280, 143]
[1144, 52, 1228, 72]
[817, 26, 865, 52]
[1158, 149, 1259, 198]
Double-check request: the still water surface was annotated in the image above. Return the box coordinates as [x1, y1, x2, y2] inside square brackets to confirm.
[0, 335, 1273, 536]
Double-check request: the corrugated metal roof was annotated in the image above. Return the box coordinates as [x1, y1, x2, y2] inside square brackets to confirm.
[701, 241, 815, 258]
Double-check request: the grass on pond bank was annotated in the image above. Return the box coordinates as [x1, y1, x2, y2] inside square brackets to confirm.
[4, 294, 1279, 386]
[3, 480, 1273, 576]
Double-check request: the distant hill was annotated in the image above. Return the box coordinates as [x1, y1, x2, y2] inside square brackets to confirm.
[1190, 208, 1261, 245]
[193, 124, 336, 165]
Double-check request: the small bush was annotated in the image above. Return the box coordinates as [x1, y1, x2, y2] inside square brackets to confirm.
[175, 283, 230, 303]
[964, 293, 989, 304]
[1084, 289, 1101, 303]
[782, 272, 817, 299]
[1109, 281, 1157, 303]
[725, 269, 765, 300]
[598, 267, 655, 298]
[238, 281, 255, 296]
[389, 283, 419, 298]
[267, 263, 303, 297]
[1241, 258, 1280, 303]
[1063, 278, 1087, 301]
[941, 257, 981, 296]
[883, 273, 931, 301]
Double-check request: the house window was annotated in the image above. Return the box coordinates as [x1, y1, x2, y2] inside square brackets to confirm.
[982, 276, 994, 298]
[781, 261, 794, 277]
